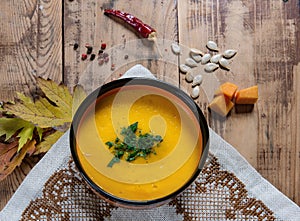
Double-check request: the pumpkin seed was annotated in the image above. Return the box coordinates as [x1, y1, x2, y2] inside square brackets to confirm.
[190, 48, 204, 56]
[204, 63, 219, 72]
[171, 43, 181, 55]
[223, 49, 237, 59]
[191, 86, 200, 99]
[201, 54, 211, 65]
[185, 58, 198, 67]
[210, 54, 222, 63]
[206, 40, 219, 51]
[219, 58, 230, 70]
[179, 64, 190, 74]
[190, 53, 202, 62]
[185, 72, 194, 82]
[192, 74, 203, 87]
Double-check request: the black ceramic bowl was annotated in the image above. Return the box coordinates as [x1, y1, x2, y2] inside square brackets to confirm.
[70, 78, 209, 209]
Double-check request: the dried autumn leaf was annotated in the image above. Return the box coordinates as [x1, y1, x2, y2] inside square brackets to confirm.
[0, 118, 41, 151]
[5, 99, 64, 128]
[34, 130, 64, 155]
[37, 77, 72, 118]
[72, 85, 87, 117]
[16, 92, 32, 104]
[0, 141, 18, 169]
[4, 80, 73, 129]
[0, 140, 36, 181]
[0, 78, 87, 180]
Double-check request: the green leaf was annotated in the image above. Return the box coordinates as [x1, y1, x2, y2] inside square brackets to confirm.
[0, 118, 38, 151]
[36, 127, 43, 141]
[17, 124, 35, 151]
[0, 118, 34, 142]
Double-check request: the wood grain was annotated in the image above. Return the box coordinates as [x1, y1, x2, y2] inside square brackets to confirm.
[0, 0, 62, 102]
[178, 0, 300, 204]
[0, 157, 40, 210]
[0, 0, 299, 212]
[0, 0, 62, 210]
[63, 0, 179, 92]
[252, 0, 300, 204]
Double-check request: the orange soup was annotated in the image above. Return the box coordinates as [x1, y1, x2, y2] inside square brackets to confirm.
[75, 84, 203, 202]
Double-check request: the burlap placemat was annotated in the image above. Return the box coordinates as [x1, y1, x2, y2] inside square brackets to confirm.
[0, 65, 299, 221]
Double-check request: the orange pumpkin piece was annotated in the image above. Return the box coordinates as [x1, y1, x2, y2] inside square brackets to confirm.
[208, 95, 234, 117]
[214, 82, 238, 100]
[235, 85, 258, 104]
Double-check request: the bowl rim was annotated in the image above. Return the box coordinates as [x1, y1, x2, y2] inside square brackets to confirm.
[69, 77, 210, 208]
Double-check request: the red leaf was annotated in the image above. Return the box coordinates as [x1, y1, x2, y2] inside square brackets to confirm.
[0, 140, 36, 181]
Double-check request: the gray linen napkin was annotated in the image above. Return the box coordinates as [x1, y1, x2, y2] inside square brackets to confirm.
[0, 65, 299, 221]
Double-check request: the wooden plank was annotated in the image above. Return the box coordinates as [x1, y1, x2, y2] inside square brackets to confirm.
[178, 0, 300, 205]
[64, 0, 179, 94]
[0, 0, 62, 101]
[0, 0, 62, 210]
[0, 157, 40, 211]
[295, 59, 300, 206]
[248, 0, 300, 205]
[178, 0, 259, 165]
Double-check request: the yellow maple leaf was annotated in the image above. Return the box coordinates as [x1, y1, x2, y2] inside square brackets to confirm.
[0, 78, 87, 180]
[34, 130, 64, 155]
[5, 94, 69, 128]
[37, 77, 72, 118]
[3, 77, 86, 129]
[72, 85, 87, 117]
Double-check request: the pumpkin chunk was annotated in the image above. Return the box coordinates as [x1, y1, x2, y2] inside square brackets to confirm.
[235, 85, 258, 104]
[208, 95, 234, 117]
[214, 82, 238, 100]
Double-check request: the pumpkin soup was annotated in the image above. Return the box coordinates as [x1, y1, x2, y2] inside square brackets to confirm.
[75, 85, 203, 202]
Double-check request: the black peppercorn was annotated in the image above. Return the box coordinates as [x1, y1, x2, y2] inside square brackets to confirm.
[90, 54, 96, 61]
[86, 46, 93, 54]
[73, 43, 79, 50]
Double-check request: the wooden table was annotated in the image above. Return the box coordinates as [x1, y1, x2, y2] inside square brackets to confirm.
[0, 0, 299, 210]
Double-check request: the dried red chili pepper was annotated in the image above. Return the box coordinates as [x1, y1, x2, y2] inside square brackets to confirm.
[104, 9, 157, 41]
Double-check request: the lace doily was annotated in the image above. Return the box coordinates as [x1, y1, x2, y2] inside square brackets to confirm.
[20, 154, 275, 221]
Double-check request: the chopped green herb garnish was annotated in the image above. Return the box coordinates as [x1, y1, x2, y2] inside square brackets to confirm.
[105, 141, 114, 148]
[129, 121, 138, 133]
[107, 156, 120, 167]
[106, 122, 163, 167]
